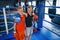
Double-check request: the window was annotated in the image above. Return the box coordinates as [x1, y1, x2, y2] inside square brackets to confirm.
[32, 1, 36, 11]
[32, 1, 36, 6]
[45, 0, 53, 13]
[21, 2, 25, 7]
[56, 0, 60, 14]
[28, 2, 31, 6]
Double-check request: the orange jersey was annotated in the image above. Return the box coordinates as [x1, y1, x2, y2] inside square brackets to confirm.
[16, 14, 25, 30]
[14, 14, 26, 40]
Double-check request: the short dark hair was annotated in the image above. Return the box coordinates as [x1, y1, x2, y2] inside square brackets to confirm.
[27, 6, 32, 8]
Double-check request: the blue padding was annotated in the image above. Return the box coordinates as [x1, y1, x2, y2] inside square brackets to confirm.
[37, 2, 44, 28]
[14, 13, 20, 22]
[14, 17, 20, 22]
[11, 38, 16, 40]
[1, 32, 15, 40]
[0, 35, 5, 40]
[4, 33, 14, 39]
[43, 20, 60, 36]
[45, 13, 60, 18]
[45, 6, 60, 8]
[31, 31, 49, 40]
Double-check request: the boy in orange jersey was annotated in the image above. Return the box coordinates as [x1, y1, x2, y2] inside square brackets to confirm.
[14, 6, 27, 40]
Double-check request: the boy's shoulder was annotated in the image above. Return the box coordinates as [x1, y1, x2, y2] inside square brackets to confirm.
[23, 12, 27, 17]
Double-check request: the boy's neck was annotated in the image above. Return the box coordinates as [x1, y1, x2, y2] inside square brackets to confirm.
[19, 12, 23, 15]
[28, 13, 32, 16]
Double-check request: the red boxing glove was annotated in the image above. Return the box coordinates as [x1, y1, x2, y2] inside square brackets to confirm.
[33, 28, 37, 32]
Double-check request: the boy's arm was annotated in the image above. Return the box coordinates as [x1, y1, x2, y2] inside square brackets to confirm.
[23, 13, 27, 17]
[33, 13, 38, 20]
[14, 22, 16, 33]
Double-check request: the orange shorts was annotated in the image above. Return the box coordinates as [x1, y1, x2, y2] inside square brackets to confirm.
[14, 26, 25, 40]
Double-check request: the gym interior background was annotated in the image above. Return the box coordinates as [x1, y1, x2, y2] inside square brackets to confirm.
[0, 0, 60, 40]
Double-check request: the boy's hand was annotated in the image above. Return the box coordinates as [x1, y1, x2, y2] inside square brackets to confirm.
[14, 31, 16, 33]
[33, 13, 38, 20]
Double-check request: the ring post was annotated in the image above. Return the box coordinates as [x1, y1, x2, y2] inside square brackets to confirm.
[3, 8, 9, 34]
[37, 0, 45, 29]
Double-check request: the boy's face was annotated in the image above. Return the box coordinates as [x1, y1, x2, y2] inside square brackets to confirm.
[27, 6, 32, 14]
[17, 6, 23, 14]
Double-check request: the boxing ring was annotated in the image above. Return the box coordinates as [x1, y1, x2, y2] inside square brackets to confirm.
[0, 0, 60, 40]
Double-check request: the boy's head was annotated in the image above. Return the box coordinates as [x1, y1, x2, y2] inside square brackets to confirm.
[27, 6, 32, 14]
[17, 6, 23, 14]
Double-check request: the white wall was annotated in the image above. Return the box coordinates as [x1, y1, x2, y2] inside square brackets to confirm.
[56, 0, 60, 14]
